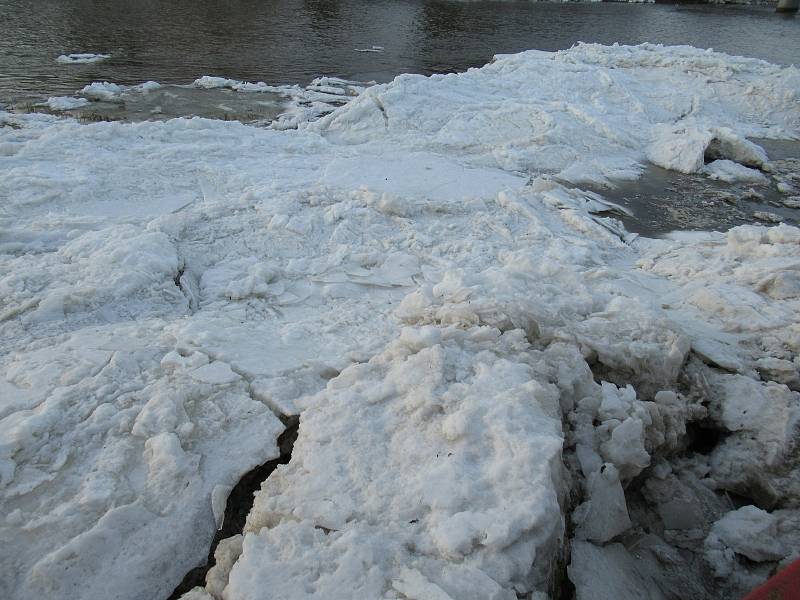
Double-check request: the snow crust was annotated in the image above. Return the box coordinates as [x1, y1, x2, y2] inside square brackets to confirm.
[2, 42, 800, 600]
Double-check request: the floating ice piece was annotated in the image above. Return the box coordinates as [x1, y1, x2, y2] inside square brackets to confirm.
[56, 53, 110, 64]
[782, 196, 800, 208]
[43, 96, 90, 111]
[80, 81, 125, 101]
[133, 81, 162, 93]
[702, 159, 767, 183]
[753, 211, 782, 223]
[192, 76, 285, 93]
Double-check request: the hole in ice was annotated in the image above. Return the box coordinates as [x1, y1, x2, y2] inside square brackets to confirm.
[685, 421, 725, 456]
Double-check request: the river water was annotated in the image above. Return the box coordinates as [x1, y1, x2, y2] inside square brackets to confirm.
[1, 0, 798, 109]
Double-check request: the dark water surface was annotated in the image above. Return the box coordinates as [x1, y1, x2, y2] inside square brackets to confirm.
[1, 0, 798, 106]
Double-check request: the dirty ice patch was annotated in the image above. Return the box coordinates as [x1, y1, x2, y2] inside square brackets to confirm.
[320, 152, 527, 209]
[56, 53, 110, 64]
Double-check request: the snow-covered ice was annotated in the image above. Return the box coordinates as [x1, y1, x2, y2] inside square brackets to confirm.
[2, 43, 800, 600]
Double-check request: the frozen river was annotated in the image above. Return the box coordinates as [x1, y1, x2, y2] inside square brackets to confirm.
[1, 0, 799, 112]
[2, 4, 800, 600]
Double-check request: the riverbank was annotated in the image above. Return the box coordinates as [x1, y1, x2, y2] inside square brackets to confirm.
[1, 43, 799, 600]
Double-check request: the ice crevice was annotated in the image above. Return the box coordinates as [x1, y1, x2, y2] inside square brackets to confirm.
[168, 416, 299, 600]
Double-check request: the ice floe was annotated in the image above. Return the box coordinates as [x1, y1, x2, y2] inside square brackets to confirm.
[1, 42, 800, 600]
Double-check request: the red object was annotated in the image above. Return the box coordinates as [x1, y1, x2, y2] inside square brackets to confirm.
[742, 559, 800, 600]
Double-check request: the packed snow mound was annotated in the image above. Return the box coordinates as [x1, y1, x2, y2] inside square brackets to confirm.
[312, 43, 798, 185]
[56, 53, 110, 64]
[234, 327, 566, 599]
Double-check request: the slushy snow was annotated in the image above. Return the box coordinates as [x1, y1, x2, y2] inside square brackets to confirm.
[2, 42, 800, 600]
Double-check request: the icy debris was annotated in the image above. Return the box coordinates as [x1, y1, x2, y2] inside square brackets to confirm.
[134, 80, 162, 93]
[181, 587, 216, 600]
[56, 53, 110, 64]
[570, 381, 703, 483]
[189, 361, 241, 385]
[0, 326, 284, 600]
[191, 74, 370, 130]
[250, 377, 302, 417]
[703, 506, 800, 592]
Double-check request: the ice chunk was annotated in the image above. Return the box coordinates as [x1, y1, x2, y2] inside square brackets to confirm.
[705, 506, 786, 569]
[574, 464, 632, 543]
[569, 542, 666, 600]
